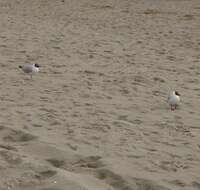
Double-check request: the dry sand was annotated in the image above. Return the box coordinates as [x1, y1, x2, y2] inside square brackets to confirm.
[0, 0, 200, 189]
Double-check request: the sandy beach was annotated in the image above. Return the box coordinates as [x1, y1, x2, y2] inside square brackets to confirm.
[0, 0, 200, 189]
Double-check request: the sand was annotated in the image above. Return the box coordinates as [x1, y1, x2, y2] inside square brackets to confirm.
[0, 0, 200, 189]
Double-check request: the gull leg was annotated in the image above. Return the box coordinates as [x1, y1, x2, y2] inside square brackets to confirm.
[22, 78, 25, 84]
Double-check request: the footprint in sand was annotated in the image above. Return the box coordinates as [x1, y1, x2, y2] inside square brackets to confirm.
[47, 155, 103, 172]
[38, 169, 57, 180]
[0, 126, 37, 143]
[3, 129, 37, 143]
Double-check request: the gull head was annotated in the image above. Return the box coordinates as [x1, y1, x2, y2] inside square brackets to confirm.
[34, 63, 40, 68]
[174, 91, 180, 96]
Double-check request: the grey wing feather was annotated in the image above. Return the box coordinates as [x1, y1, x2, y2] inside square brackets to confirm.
[22, 65, 33, 73]
[167, 94, 171, 102]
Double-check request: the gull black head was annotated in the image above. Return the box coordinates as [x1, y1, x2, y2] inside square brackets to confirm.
[175, 91, 180, 96]
[34, 63, 40, 68]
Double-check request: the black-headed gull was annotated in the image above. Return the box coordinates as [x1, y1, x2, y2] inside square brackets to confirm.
[168, 91, 181, 111]
[19, 63, 40, 79]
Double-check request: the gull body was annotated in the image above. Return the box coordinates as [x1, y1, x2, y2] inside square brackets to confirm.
[168, 91, 180, 110]
[19, 63, 40, 79]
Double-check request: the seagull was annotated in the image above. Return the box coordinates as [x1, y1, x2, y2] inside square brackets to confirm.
[19, 63, 40, 79]
[168, 91, 181, 110]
